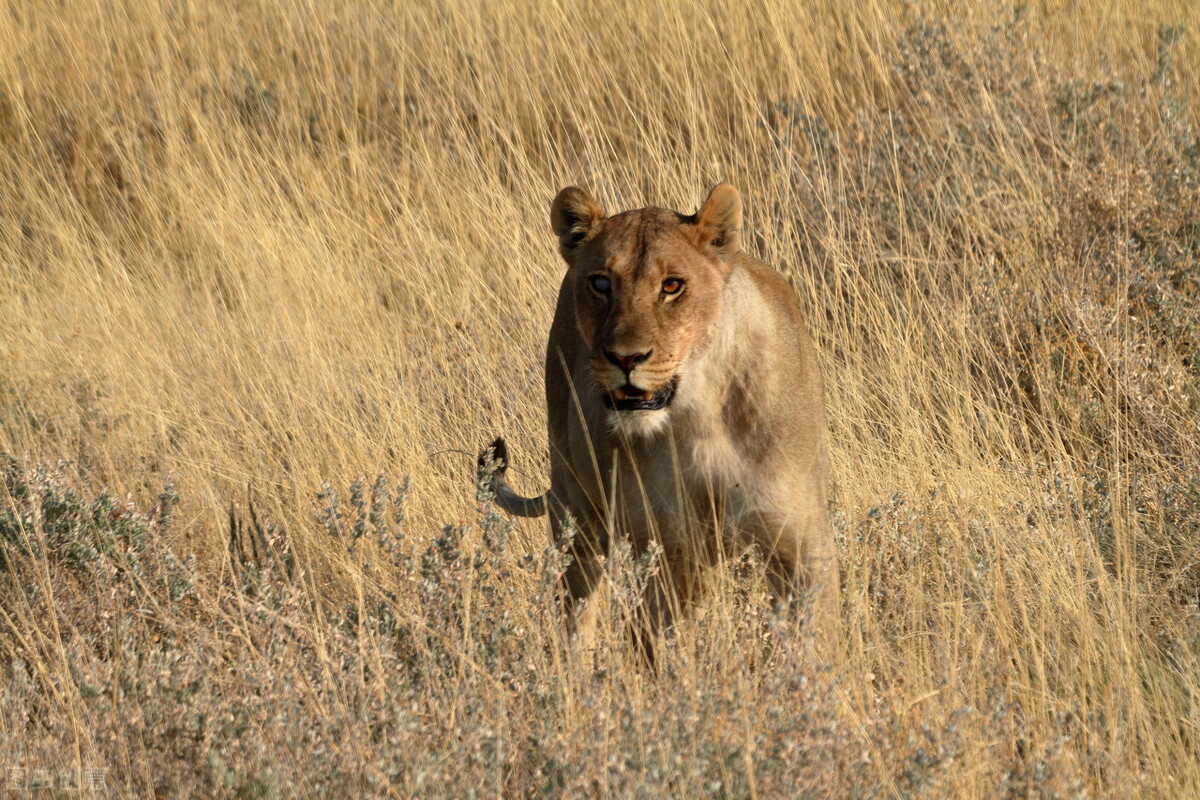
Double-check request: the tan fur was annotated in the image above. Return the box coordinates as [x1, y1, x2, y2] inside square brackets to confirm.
[485, 183, 839, 654]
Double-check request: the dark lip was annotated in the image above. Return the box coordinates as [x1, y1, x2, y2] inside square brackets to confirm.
[602, 376, 679, 412]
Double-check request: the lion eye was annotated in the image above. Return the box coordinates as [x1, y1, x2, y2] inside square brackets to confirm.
[588, 274, 611, 295]
[661, 278, 684, 295]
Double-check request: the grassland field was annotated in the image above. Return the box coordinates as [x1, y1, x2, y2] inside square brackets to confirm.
[1, 0, 1200, 796]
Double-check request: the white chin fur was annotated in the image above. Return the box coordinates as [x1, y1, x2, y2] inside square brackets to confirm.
[607, 408, 671, 438]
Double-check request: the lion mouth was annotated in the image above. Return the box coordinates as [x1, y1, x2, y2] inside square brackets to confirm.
[603, 377, 679, 412]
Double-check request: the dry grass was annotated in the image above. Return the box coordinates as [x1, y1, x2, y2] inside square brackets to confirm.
[2, 0, 1199, 796]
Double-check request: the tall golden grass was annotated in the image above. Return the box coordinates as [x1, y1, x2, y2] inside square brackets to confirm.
[2, 0, 1199, 795]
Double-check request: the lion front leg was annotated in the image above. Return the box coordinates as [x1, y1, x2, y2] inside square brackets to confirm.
[627, 556, 698, 668]
[753, 514, 842, 657]
[552, 510, 607, 654]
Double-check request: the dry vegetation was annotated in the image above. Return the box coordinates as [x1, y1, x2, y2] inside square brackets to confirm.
[2, 0, 1199, 796]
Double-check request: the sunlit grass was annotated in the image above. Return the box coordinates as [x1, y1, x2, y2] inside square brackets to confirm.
[1, 0, 1198, 795]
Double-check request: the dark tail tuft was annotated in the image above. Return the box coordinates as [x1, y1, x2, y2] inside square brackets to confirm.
[478, 437, 509, 478]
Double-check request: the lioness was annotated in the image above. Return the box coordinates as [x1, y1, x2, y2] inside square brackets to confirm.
[482, 183, 839, 653]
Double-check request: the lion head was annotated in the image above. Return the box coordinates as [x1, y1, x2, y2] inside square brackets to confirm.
[549, 184, 743, 433]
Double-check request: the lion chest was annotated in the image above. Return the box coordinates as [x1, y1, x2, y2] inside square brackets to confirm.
[612, 423, 761, 544]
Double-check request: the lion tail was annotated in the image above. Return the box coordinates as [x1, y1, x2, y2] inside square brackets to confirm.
[478, 437, 548, 518]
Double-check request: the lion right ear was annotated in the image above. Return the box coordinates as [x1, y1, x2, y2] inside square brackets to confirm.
[550, 187, 606, 255]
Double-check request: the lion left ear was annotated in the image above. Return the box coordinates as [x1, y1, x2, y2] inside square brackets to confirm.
[690, 183, 742, 256]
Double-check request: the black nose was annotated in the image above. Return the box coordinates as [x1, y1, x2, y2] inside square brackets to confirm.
[604, 349, 652, 373]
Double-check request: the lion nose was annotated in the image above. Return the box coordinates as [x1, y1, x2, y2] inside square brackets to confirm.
[604, 349, 652, 373]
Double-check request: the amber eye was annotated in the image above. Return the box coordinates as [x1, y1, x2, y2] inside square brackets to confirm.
[588, 274, 611, 295]
[661, 278, 684, 295]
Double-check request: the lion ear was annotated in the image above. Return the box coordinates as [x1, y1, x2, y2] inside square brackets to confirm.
[550, 187, 606, 255]
[691, 183, 742, 256]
